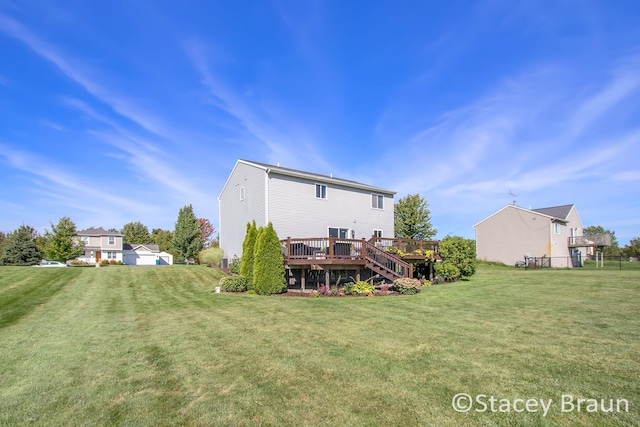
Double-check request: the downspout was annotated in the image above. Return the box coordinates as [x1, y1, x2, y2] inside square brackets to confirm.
[265, 168, 270, 225]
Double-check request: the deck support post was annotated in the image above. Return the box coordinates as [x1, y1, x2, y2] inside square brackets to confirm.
[325, 270, 330, 289]
[356, 269, 361, 282]
[301, 268, 306, 291]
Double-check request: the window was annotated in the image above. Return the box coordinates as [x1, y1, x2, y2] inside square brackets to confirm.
[107, 251, 117, 260]
[373, 229, 383, 238]
[81, 236, 89, 245]
[108, 236, 115, 245]
[329, 227, 349, 238]
[554, 222, 561, 235]
[372, 193, 384, 209]
[316, 183, 327, 199]
[240, 187, 245, 201]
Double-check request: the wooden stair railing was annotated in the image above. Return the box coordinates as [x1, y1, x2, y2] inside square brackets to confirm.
[362, 240, 413, 281]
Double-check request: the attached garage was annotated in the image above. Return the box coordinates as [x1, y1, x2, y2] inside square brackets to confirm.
[123, 244, 174, 266]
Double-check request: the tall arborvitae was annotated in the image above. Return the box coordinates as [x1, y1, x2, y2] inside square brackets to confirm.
[240, 221, 257, 289]
[253, 223, 286, 295]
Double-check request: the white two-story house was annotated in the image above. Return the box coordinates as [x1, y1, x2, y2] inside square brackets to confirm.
[218, 159, 396, 259]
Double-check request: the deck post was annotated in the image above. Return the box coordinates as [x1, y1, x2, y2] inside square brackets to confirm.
[356, 268, 361, 282]
[301, 268, 306, 291]
[325, 270, 330, 289]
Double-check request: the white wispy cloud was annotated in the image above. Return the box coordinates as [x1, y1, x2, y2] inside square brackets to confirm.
[0, 13, 171, 139]
[184, 38, 331, 171]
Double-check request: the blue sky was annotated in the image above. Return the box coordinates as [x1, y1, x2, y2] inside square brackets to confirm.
[1, 0, 639, 246]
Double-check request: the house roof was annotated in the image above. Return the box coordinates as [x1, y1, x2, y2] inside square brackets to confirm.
[531, 204, 574, 221]
[77, 227, 122, 236]
[473, 204, 575, 228]
[123, 244, 160, 252]
[220, 159, 396, 198]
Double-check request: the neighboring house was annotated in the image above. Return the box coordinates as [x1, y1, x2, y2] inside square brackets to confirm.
[123, 244, 173, 266]
[75, 228, 172, 266]
[218, 159, 396, 259]
[76, 228, 124, 263]
[473, 204, 589, 268]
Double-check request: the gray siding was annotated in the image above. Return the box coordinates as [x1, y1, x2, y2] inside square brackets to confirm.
[267, 173, 394, 240]
[219, 162, 267, 258]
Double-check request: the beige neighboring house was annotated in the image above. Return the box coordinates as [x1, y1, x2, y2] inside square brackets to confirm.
[474, 204, 589, 268]
[76, 228, 124, 263]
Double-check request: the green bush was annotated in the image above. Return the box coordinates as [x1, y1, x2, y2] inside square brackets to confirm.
[392, 278, 422, 295]
[438, 236, 477, 279]
[246, 289, 256, 295]
[434, 261, 460, 282]
[219, 275, 249, 292]
[199, 247, 225, 268]
[229, 255, 241, 275]
[344, 281, 374, 295]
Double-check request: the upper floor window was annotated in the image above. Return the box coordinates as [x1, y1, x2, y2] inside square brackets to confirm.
[81, 236, 89, 245]
[108, 236, 115, 245]
[554, 222, 561, 235]
[240, 187, 245, 201]
[316, 183, 327, 199]
[372, 194, 384, 209]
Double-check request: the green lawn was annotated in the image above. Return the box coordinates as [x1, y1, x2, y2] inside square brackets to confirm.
[0, 265, 638, 426]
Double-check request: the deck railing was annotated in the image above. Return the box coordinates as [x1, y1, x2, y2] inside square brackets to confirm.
[369, 237, 439, 253]
[568, 234, 612, 247]
[282, 237, 365, 262]
[362, 240, 413, 279]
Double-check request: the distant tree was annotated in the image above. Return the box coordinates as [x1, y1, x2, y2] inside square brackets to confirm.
[394, 194, 437, 240]
[2, 225, 42, 265]
[121, 221, 153, 245]
[584, 225, 620, 256]
[240, 221, 258, 288]
[173, 205, 203, 263]
[622, 238, 640, 258]
[253, 223, 286, 295]
[435, 236, 477, 281]
[0, 231, 6, 264]
[44, 217, 84, 262]
[198, 218, 216, 249]
[151, 228, 174, 253]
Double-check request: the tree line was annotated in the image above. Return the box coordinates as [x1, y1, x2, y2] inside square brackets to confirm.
[0, 204, 216, 265]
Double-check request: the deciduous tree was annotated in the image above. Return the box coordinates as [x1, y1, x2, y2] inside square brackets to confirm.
[622, 238, 640, 258]
[198, 218, 216, 249]
[394, 194, 437, 240]
[151, 228, 174, 253]
[44, 217, 84, 262]
[121, 221, 153, 245]
[173, 205, 203, 263]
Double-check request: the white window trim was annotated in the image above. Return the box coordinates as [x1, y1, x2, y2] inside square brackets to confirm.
[108, 236, 116, 245]
[554, 222, 561, 235]
[373, 229, 383, 238]
[315, 183, 327, 200]
[372, 193, 384, 210]
[328, 227, 349, 238]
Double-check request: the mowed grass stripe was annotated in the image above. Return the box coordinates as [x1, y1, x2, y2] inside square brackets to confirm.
[0, 267, 83, 328]
[0, 265, 638, 426]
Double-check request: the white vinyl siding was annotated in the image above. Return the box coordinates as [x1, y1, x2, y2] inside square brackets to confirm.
[218, 162, 267, 258]
[268, 174, 394, 241]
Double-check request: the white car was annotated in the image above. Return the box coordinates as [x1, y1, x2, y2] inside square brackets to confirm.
[32, 260, 68, 268]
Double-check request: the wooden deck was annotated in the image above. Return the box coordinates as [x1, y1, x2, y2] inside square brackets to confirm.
[281, 237, 440, 282]
[568, 234, 612, 248]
